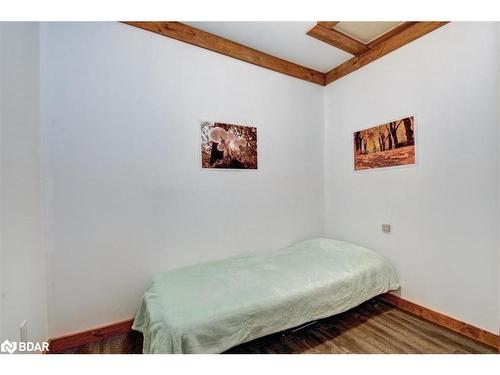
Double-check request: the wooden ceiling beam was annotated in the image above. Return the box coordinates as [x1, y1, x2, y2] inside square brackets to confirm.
[317, 21, 339, 29]
[123, 21, 326, 86]
[307, 23, 369, 56]
[123, 21, 449, 87]
[325, 21, 449, 85]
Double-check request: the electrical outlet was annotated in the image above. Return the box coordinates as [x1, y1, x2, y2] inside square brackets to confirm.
[381, 224, 391, 233]
[19, 320, 27, 343]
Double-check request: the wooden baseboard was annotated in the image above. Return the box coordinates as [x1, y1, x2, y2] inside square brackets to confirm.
[380, 293, 499, 351]
[48, 319, 134, 353]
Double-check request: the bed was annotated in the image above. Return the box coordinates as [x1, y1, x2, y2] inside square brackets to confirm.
[132, 238, 399, 353]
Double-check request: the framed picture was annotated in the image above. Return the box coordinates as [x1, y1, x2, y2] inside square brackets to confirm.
[201, 121, 258, 169]
[353, 115, 416, 171]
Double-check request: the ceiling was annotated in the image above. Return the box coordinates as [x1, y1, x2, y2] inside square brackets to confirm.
[334, 21, 403, 43]
[186, 21, 353, 72]
[125, 21, 448, 85]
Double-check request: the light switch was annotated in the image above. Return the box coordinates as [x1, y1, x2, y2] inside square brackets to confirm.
[382, 224, 391, 233]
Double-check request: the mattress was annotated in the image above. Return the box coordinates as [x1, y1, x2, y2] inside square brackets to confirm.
[132, 238, 399, 353]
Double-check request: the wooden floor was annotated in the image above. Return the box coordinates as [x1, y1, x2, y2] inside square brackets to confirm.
[60, 300, 496, 354]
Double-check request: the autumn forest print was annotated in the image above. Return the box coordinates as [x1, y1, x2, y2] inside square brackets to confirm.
[354, 116, 415, 170]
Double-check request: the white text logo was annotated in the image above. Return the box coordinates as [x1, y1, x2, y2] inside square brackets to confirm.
[1, 339, 49, 353]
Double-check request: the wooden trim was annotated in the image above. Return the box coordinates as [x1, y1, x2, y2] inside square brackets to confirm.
[47, 319, 134, 353]
[325, 22, 449, 84]
[123, 21, 325, 86]
[380, 293, 499, 350]
[307, 23, 369, 56]
[366, 22, 417, 48]
[317, 21, 339, 29]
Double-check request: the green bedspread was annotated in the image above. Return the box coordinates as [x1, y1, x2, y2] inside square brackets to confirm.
[133, 238, 399, 353]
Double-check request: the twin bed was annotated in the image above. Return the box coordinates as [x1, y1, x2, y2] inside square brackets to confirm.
[133, 238, 399, 353]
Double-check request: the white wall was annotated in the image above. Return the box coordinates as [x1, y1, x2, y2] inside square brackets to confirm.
[0, 23, 48, 344]
[40, 22, 325, 336]
[323, 22, 499, 333]
[0, 21, 3, 342]
[498, 24, 500, 332]
[2, 21, 494, 339]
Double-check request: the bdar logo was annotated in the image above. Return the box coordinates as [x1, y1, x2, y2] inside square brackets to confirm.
[1, 339, 17, 354]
